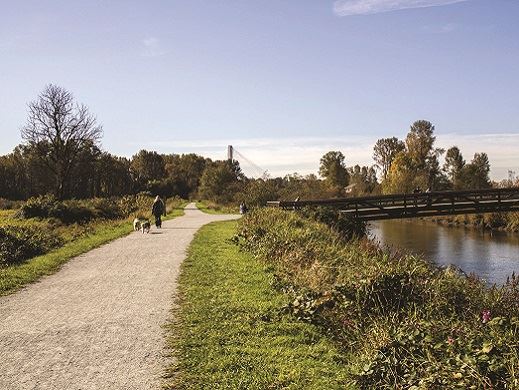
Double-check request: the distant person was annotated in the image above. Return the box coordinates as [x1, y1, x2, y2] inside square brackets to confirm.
[152, 195, 165, 228]
[412, 187, 421, 207]
[239, 202, 248, 214]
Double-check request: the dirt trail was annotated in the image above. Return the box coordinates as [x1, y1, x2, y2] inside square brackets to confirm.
[0, 203, 238, 389]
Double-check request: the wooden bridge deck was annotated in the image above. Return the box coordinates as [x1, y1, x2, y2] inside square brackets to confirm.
[267, 188, 519, 221]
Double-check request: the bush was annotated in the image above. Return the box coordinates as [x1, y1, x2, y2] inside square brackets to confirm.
[300, 205, 367, 240]
[118, 194, 152, 219]
[20, 195, 139, 224]
[20, 195, 59, 219]
[88, 198, 124, 220]
[0, 225, 63, 266]
[0, 198, 22, 210]
[52, 200, 96, 224]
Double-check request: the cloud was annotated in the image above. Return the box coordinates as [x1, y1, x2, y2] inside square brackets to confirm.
[422, 22, 459, 34]
[141, 37, 167, 57]
[333, 0, 470, 16]
[131, 133, 519, 181]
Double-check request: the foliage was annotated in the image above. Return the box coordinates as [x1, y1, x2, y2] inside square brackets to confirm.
[18, 193, 176, 224]
[0, 225, 62, 266]
[382, 120, 494, 195]
[300, 206, 367, 240]
[444, 146, 465, 188]
[236, 208, 519, 388]
[198, 160, 244, 203]
[319, 151, 349, 194]
[383, 120, 446, 193]
[347, 165, 379, 196]
[458, 153, 492, 190]
[0, 198, 22, 210]
[130, 149, 166, 184]
[373, 137, 405, 180]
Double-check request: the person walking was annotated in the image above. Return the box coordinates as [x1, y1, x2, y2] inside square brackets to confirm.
[152, 195, 165, 228]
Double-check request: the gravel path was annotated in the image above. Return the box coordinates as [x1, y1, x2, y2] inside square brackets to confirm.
[0, 203, 239, 390]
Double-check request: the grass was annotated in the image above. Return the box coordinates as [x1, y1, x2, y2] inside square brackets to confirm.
[166, 221, 352, 390]
[196, 200, 238, 214]
[0, 202, 186, 296]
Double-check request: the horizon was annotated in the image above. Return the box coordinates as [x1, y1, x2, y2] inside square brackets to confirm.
[1, 0, 518, 180]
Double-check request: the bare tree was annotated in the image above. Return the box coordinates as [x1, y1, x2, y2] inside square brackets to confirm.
[21, 84, 102, 198]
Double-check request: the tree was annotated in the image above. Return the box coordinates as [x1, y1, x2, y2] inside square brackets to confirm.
[373, 137, 405, 180]
[164, 153, 208, 198]
[21, 84, 103, 198]
[130, 150, 166, 188]
[405, 120, 436, 169]
[348, 165, 379, 196]
[319, 151, 349, 194]
[198, 160, 244, 203]
[443, 146, 465, 189]
[383, 151, 420, 194]
[458, 153, 491, 190]
[94, 153, 133, 197]
[381, 120, 444, 193]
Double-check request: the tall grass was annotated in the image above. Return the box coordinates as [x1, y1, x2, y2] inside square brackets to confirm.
[237, 208, 519, 388]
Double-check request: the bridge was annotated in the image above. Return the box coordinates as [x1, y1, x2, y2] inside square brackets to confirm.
[267, 188, 519, 221]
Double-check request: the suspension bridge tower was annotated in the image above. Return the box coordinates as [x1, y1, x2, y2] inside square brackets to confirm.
[226, 145, 266, 178]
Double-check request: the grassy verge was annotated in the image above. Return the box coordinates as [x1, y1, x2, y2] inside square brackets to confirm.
[0, 203, 186, 296]
[166, 221, 352, 389]
[196, 200, 238, 214]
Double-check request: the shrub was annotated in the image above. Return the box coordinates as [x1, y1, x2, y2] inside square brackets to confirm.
[118, 194, 152, 218]
[0, 198, 22, 210]
[20, 195, 59, 219]
[51, 200, 96, 224]
[88, 198, 124, 220]
[0, 225, 62, 266]
[300, 205, 367, 240]
[20, 195, 135, 224]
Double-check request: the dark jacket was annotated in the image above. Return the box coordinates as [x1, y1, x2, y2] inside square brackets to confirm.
[152, 199, 165, 216]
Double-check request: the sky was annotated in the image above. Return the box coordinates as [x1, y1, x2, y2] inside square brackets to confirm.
[1, 0, 518, 179]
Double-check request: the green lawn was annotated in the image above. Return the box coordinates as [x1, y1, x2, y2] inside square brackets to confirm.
[0, 204, 185, 296]
[166, 221, 352, 389]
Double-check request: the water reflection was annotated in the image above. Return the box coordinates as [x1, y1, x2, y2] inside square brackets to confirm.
[369, 220, 519, 285]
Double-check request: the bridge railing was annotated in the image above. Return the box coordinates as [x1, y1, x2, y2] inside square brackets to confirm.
[267, 187, 519, 221]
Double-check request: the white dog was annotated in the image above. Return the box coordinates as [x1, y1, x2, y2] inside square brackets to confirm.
[133, 218, 141, 231]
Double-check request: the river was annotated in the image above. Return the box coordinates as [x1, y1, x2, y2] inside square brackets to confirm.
[369, 220, 519, 285]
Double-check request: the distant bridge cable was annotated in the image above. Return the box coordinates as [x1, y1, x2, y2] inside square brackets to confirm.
[227, 145, 267, 178]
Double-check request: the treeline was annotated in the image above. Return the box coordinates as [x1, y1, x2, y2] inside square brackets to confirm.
[0, 84, 509, 205]
[374, 120, 493, 193]
[0, 145, 226, 200]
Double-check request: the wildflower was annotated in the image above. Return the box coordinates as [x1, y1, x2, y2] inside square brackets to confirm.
[482, 309, 491, 324]
[447, 336, 455, 345]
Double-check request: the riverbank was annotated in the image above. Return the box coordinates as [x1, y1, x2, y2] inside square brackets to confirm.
[425, 212, 519, 233]
[166, 221, 351, 389]
[237, 208, 519, 388]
